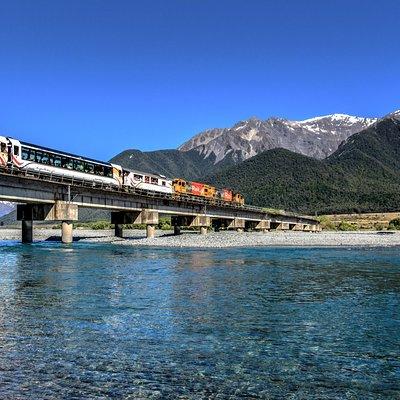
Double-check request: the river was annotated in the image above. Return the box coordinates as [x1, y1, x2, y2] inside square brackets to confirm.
[0, 242, 399, 398]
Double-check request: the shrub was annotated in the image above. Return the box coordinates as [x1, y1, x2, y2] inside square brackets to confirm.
[388, 218, 400, 230]
[90, 221, 111, 230]
[337, 221, 357, 231]
[317, 215, 336, 230]
[158, 217, 171, 230]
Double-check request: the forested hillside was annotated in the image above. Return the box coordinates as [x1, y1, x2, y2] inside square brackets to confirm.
[207, 116, 400, 214]
[110, 148, 216, 180]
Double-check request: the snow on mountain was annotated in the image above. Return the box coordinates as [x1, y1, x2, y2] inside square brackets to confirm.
[179, 114, 378, 163]
[385, 110, 400, 120]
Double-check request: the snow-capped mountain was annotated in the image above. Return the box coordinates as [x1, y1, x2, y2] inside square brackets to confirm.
[179, 114, 377, 163]
[0, 201, 15, 218]
[386, 110, 400, 120]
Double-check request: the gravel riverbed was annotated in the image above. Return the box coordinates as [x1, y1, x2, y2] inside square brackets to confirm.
[1, 228, 400, 248]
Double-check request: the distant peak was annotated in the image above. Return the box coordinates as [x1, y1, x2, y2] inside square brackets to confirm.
[385, 109, 400, 120]
[298, 113, 375, 124]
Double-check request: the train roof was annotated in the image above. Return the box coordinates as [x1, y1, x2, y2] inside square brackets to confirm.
[20, 140, 113, 168]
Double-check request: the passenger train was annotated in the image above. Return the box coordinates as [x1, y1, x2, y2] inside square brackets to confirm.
[0, 136, 245, 205]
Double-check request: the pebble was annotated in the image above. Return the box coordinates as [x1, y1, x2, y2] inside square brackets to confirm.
[1, 229, 400, 248]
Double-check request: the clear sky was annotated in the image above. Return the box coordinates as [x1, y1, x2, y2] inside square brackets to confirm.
[0, 0, 399, 161]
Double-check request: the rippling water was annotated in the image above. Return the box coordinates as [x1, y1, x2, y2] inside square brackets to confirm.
[0, 242, 399, 399]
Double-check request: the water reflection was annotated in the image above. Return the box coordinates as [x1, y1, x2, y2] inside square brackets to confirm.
[0, 243, 399, 398]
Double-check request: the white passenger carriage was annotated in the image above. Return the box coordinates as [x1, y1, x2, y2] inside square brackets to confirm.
[123, 170, 173, 194]
[1, 137, 174, 195]
[9, 139, 123, 187]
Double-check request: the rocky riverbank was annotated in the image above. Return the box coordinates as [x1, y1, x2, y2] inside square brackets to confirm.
[1, 228, 400, 248]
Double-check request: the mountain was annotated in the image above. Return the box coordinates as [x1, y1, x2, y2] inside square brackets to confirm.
[110, 148, 217, 180]
[110, 112, 377, 177]
[206, 114, 400, 214]
[0, 201, 15, 218]
[179, 114, 377, 164]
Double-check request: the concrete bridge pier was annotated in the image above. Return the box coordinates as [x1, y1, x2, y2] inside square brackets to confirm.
[212, 219, 222, 232]
[142, 210, 158, 239]
[255, 220, 270, 232]
[17, 204, 34, 243]
[62, 221, 73, 244]
[111, 209, 159, 238]
[200, 226, 208, 235]
[289, 223, 303, 231]
[193, 216, 211, 235]
[146, 224, 156, 238]
[111, 212, 131, 237]
[270, 221, 290, 230]
[55, 203, 78, 244]
[17, 201, 78, 244]
[226, 218, 245, 232]
[114, 223, 123, 238]
[22, 219, 33, 244]
[171, 215, 211, 235]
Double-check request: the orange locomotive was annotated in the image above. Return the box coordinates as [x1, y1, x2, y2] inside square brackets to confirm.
[172, 178, 244, 205]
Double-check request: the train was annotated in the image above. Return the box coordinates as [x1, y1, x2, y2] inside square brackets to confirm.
[0, 136, 245, 205]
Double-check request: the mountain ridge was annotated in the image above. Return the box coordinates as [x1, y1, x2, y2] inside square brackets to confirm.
[110, 148, 218, 180]
[179, 113, 377, 164]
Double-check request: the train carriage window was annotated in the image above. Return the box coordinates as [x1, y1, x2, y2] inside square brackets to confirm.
[134, 174, 143, 181]
[41, 153, 49, 164]
[14, 146, 19, 156]
[84, 163, 94, 174]
[28, 150, 36, 161]
[145, 176, 150, 183]
[0, 142, 6, 152]
[62, 157, 73, 170]
[73, 160, 84, 172]
[151, 177, 158, 184]
[35, 151, 43, 163]
[162, 181, 166, 186]
[104, 167, 113, 178]
[94, 165, 104, 175]
[54, 156, 62, 167]
[22, 149, 29, 160]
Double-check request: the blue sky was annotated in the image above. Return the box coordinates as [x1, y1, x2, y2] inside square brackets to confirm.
[0, 0, 399, 160]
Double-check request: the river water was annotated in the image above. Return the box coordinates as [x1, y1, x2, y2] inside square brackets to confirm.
[0, 242, 399, 399]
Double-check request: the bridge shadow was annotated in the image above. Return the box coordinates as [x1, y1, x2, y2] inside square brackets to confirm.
[123, 231, 199, 240]
[44, 235, 106, 242]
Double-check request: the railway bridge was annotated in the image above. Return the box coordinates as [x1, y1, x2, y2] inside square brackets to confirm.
[0, 169, 320, 243]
